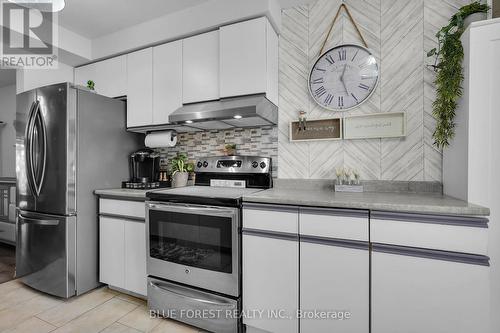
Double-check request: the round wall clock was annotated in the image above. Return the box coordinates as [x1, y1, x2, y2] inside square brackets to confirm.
[308, 44, 379, 111]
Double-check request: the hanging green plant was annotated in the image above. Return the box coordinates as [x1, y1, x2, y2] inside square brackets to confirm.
[427, 1, 489, 148]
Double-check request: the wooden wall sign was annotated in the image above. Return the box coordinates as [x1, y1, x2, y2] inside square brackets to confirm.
[343, 112, 406, 140]
[290, 118, 342, 142]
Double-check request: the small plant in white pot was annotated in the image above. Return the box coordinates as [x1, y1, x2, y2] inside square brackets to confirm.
[170, 153, 194, 188]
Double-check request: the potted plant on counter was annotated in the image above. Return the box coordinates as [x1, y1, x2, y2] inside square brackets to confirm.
[170, 153, 194, 188]
[221, 143, 237, 156]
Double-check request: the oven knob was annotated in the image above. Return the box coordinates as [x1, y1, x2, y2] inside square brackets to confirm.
[260, 162, 267, 169]
[185, 268, 190, 274]
[197, 161, 202, 168]
[203, 161, 208, 168]
[252, 161, 258, 168]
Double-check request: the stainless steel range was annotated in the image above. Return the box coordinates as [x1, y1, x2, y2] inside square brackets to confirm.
[145, 156, 272, 333]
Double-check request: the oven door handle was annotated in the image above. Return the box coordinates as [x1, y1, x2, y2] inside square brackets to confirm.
[147, 202, 237, 216]
[149, 281, 236, 308]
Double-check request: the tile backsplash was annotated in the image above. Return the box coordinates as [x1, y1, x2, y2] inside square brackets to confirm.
[157, 126, 278, 177]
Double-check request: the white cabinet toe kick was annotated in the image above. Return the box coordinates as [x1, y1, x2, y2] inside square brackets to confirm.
[242, 203, 490, 333]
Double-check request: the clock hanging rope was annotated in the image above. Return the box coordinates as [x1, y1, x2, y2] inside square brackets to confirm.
[309, 3, 379, 111]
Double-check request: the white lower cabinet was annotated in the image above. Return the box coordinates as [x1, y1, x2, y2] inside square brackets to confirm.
[243, 234, 299, 333]
[99, 217, 125, 288]
[371, 245, 490, 333]
[243, 205, 490, 333]
[243, 205, 299, 333]
[300, 242, 369, 333]
[124, 221, 147, 296]
[99, 199, 147, 297]
[299, 208, 369, 333]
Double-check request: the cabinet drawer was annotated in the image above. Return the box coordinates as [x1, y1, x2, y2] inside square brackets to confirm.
[243, 204, 298, 234]
[300, 207, 368, 241]
[99, 199, 145, 219]
[371, 211, 488, 255]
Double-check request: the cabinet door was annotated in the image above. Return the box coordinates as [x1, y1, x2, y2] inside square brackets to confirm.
[299, 208, 369, 333]
[300, 240, 369, 333]
[220, 17, 267, 99]
[182, 30, 219, 104]
[153, 41, 182, 125]
[124, 221, 147, 296]
[127, 48, 153, 128]
[99, 217, 125, 289]
[243, 233, 299, 333]
[74, 55, 127, 98]
[372, 245, 490, 333]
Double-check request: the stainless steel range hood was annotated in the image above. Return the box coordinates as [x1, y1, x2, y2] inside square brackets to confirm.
[168, 94, 278, 130]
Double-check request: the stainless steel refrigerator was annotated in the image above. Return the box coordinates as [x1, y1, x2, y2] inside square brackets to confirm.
[15, 82, 140, 298]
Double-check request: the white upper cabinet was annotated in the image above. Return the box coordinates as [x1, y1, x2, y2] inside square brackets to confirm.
[74, 55, 127, 98]
[182, 30, 220, 104]
[219, 17, 278, 105]
[127, 48, 153, 128]
[153, 41, 183, 125]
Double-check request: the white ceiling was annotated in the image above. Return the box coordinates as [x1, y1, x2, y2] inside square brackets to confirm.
[0, 70, 16, 88]
[58, 0, 317, 39]
[58, 0, 210, 38]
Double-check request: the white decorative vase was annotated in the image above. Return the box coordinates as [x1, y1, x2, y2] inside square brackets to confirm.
[172, 172, 189, 188]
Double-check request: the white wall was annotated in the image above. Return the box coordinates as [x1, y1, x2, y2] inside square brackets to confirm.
[16, 62, 74, 94]
[0, 84, 16, 178]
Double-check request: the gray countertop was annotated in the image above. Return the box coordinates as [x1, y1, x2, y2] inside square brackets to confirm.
[242, 188, 490, 216]
[94, 188, 149, 200]
[94, 182, 490, 216]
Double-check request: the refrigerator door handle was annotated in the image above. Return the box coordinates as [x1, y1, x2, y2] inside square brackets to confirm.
[34, 101, 47, 196]
[24, 101, 37, 196]
[18, 213, 59, 226]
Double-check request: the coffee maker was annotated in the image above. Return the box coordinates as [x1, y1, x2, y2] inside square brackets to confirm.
[123, 148, 162, 189]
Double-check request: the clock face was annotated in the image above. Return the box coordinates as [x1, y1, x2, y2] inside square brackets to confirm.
[308, 44, 379, 111]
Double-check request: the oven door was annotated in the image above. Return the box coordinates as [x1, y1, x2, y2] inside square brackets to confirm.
[146, 201, 240, 297]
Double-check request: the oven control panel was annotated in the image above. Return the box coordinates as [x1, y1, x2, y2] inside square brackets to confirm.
[194, 155, 271, 174]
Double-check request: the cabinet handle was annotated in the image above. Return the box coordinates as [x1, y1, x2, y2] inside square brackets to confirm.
[300, 235, 369, 250]
[372, 243, 490, 266]
[371, 211, 488, 228]
[242, 228, 298, 241]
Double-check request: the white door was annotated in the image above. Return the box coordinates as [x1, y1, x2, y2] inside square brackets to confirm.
[127, 48, 153, 128]
[371, 245, 490, 333]
[182, 30, 220, 104]
[243, 233, 299, 333]
[74, 55, 127, 98]
[124, 221, 147, 296]
[153, 41, 183, 125]
[300, 240, 369, 333]
[219, 17, 267, 99]
[99, 217, 125, 289]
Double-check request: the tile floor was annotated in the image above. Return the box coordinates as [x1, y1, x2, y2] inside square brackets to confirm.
[0, 244, 15, 284]
[0, 280, 207, 333]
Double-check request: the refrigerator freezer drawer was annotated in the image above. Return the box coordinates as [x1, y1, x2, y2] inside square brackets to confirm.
[16, 211, 76, 298]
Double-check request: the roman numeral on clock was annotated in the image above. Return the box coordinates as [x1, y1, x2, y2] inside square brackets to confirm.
[324, 93, 334, 105]
[326, 54, 335, 64]
[351, 93, 359, 103]
[339, 49, 346, 61]
[312, 77, 324, 84]
[338, 96, 344, 107]
[359, 83, 370, 90]
[314, 86, 326, 98]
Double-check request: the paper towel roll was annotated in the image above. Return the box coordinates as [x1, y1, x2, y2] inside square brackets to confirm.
[145, 131, 177, 148]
